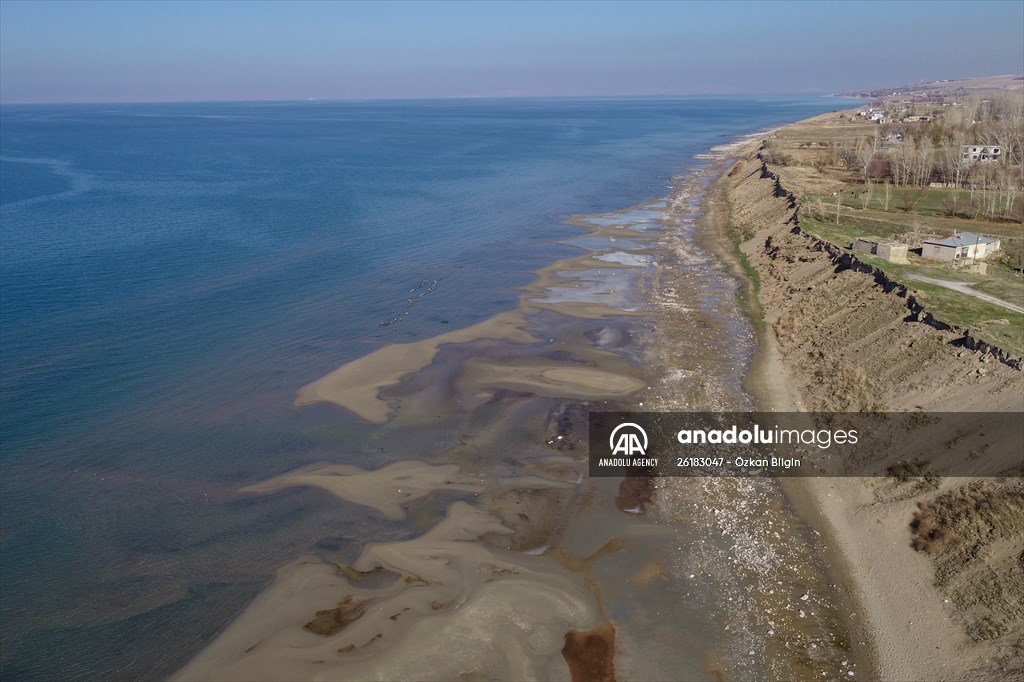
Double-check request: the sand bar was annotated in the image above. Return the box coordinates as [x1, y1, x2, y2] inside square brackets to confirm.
[297, 230, 656, 422]
[296, 311, 537, 422]
[462, 358, 645, 400]
[174, 502, 599, 682]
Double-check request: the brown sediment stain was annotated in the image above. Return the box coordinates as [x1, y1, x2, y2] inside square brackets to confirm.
[403, 575, 429, 586]
[707, 660, 729, 682]
[562, 621, 616, 682]
[482, 486, 571, 552]
[552, 538, 626, 682]
[551, 537, 626, 574]
[616, 476, 654, 513]
[336, 563, 386, 582]
[630, 560, 667, 586]
[304, 595, 372, 636]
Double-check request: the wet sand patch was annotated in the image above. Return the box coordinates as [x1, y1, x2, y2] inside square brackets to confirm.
[243, 461, 485, 520]
[296, 311, 537, 423]
[593, 251, 655, 267]
[246, 460, 575, 521]
[297, 242, 653, 423]
[174, 502, 602, 682]
[462, 359, 645, 400]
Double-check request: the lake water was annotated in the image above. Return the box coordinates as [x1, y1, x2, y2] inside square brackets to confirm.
[1, 96, 848, 680]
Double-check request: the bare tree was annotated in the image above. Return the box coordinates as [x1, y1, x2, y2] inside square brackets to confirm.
[857, 138, 876, 184]
[889, 140, 914, 187]
[941, 129, 968, 189]
[996, 165, 1018, 219]
[911, 137, 934, 187]
[840, 141, 859, 171]
[860, 180, 873, 209]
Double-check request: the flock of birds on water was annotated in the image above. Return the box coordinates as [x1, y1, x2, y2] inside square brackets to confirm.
[379, 279, 439, 327]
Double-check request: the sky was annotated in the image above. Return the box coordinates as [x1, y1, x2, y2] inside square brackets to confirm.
[1, 0, 1022, 103]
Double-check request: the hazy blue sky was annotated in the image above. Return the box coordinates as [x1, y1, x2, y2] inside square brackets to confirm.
[1, 0, 1022, 103]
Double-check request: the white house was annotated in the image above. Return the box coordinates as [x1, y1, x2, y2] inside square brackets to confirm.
[961, 144, 1003, 162]
[921, 231, 1001, 262]
[858, 108, 888, 123]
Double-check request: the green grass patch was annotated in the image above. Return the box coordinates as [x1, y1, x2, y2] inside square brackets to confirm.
[800, 213, 903, 246]
[972, 277, 1024, 308]
[805, 186, 1023, 238]
[737, 248, 764, 330]
[798, 216, 1024, 356]
[806, 180, 1013, 218]
[898, 281, 1024, 355]
[725, 220, 765, 330]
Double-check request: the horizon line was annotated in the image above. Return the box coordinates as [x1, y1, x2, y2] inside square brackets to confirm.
[0, 91, 866, 107]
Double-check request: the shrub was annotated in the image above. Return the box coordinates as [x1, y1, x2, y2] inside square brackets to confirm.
[866, 157, 891, 180]
[762, 148, 794, 166]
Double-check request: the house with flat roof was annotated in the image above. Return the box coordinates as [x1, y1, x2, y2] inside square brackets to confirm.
[961, 144, 1003, 162]
[851, 236, 909, 263]
[921, 231, 1001, 262]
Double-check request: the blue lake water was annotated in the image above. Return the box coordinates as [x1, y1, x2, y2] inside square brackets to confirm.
[0, 97, 850, 679]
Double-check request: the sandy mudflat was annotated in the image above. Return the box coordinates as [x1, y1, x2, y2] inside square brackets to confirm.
[295, 302, 644, 423]
[296, 310, 537, 422]
[297, 235, 654, 422]
[462, 359, 645, 400]
[174, 500, 598, 682]
[172, 198, 680, 681]
[245, 460, 575, 520]
[243, 461, 486, 519]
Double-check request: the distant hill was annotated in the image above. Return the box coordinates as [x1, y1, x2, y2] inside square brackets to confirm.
[840, 74, 1023, 99]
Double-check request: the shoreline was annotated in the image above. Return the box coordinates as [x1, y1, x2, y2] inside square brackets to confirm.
[683, 150, 880, 677]
[701, 130, 937, 682]
[705, 112, 1023, 680]
[698, 132, 918, 682]
[175, 128, 858, 681]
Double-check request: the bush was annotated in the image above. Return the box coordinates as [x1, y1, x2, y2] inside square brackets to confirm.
[999, 240, 1024, 271]
[866, 157, 891, 180]
[762, 148, 793, 166]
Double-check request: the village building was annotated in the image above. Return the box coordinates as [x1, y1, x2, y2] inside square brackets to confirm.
[921, 231, 1001, 263]
[961, 144, 1003, 162]
[851, 236, 909, 263]
[856, 108, 889, 124]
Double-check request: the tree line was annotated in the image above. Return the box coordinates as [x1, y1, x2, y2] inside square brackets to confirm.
[837, 92, 1023, 222]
